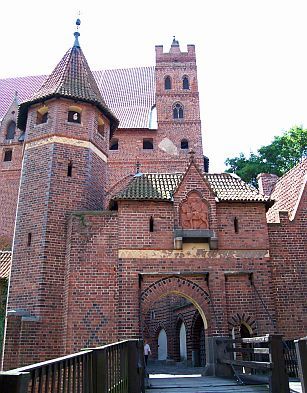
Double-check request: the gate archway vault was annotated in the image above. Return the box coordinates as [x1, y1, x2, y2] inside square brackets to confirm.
[140, 275, 211, 333]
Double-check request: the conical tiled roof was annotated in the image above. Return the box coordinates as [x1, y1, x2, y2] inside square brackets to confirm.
[18, 42, 119, 132]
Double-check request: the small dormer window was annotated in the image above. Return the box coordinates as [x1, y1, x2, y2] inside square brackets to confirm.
[68, 106, 82, 124]
[36, 106, 48, 125]
[173, 103, 184, 119]
[6, 121, 16, 140]
[165, 76, 172, 90]
[183, 76, 189, 90]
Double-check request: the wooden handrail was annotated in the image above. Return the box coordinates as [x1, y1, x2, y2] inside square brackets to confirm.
[0, 339, 145, 393]
[218, 334, 289, 393]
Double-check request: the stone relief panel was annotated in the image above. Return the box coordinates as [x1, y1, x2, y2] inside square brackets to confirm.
[180, 191, 209, 229]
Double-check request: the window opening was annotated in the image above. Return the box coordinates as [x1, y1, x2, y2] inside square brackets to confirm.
[6, 121, 16, 140]
[234, 217, 239, 233]
[27, 233, 32, 247]
[183, 76, 189, 90]
[149, 216, 154, 232]
[110, 138, 119, 150]
[173, 103, 184, 119]
[181, 139, 189, 149]
[165, 76, 172, 90]
[68, 111, 81, 123]
[67, 161, 73, 177]
[36, 107, 48, 125]
[143, 138, 153, 150]
[4, 150, 12, 162]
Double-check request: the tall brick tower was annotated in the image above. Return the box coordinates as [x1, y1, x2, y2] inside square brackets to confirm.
[107, 38, 204, 189]
[155, 37, 203, 168]
[3, 24, 118, 368]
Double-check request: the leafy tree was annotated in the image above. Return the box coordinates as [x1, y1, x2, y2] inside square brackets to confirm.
[225, 126, 307, 186]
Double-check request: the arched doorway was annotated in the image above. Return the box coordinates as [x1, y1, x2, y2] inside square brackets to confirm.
[141, 276, 211, 373]
[179, 322, 187, 361]
[158, 329, 168, 360]
[191, 311, 206, 366]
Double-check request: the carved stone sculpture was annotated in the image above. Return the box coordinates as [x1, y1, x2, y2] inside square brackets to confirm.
[180, 191, 209, 229]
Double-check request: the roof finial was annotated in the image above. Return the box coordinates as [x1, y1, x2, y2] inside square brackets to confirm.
[73, 14, 81, 48]
[172, 36, 179, 47]
[134, 161, 142, 177]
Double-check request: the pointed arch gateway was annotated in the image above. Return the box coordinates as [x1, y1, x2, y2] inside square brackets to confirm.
[141, 276, 211, 334]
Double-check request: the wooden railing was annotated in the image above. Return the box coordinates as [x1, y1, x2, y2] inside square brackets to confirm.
[295, 337, 307, 393]
[0, 339, 144, 393]
[217, 334, 289, 393]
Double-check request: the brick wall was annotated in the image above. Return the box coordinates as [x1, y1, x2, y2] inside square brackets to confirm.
[268, 188, 307, 339]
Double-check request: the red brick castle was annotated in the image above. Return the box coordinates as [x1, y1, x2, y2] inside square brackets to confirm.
[0, 27, 306, 370]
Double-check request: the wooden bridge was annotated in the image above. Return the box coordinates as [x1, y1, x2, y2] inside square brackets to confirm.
[0, 336, 305, 393]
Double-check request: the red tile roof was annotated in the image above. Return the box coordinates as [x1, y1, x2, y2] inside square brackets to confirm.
[267, 158, 307, 223]
[0, 251, 11, 279]
[18, 46, 118, 132]
[0, 67, 155, 129]
[113, 172, 270, 203]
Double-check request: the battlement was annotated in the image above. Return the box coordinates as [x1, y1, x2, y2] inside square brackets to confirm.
[155, 43, 196, 64]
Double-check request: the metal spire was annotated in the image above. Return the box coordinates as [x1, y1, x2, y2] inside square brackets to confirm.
[73, 15, 81, 48]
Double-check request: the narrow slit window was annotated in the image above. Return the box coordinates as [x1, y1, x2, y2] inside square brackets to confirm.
[27, 233, 32, 247]
[234, 217, 239, 233]
[67, 161, 73, 177]
[4, 150, 12, 162]
[149, 216, 154, 232]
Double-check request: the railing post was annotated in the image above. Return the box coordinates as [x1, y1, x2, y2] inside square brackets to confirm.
[92, 348, 108, 393]
[128, 340, 145, 393]
[270, 335, 289, 393]
[0, 372, 30, 393]
[295, 337, 307, 393]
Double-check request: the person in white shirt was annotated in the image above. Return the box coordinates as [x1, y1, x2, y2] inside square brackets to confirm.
[144, 340, 151, 366]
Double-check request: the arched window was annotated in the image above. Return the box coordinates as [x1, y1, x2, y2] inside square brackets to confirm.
[181, 139, 189, 149]
[36, 106, 48, 125]
[183, 76, 189, 90]
[110, 138, 119, 150]
[173, 103, 184, 119]
[6, 121, 16, 140]
[68, 106, 82, 124]
[164, 76, 172, 90]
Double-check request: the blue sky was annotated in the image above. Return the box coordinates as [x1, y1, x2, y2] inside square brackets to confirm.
[1, 0, 307, 172]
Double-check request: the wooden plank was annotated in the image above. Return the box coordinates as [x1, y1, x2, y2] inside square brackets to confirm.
[222, 359, 272, 369]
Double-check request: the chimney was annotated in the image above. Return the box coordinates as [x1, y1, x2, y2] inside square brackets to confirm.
[257, 173, 279, 196]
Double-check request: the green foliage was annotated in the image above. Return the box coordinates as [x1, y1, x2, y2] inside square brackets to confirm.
[0, 279, 8, 354]
[225, 126, 307, 186]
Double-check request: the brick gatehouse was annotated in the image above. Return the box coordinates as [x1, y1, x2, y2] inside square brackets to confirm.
[0, 28, 306, 370]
